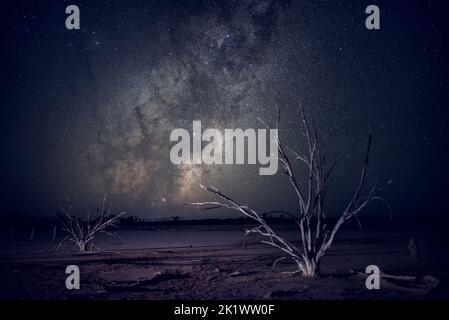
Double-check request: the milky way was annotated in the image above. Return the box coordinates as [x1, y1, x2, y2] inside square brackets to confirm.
[76, 0, 294, 214]
[1, 0, 447, 218]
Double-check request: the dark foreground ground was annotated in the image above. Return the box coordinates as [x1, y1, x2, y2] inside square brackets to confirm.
[0, 226, 448, 299]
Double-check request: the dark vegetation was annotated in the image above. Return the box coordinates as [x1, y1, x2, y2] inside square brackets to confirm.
[0, 212, 446, 243]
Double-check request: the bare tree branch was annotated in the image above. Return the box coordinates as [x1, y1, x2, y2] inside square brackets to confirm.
[55, 196, 126, 252]
[187, 107, 390, 277]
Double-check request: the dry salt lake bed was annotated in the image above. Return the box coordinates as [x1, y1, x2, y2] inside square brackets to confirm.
[1, 225, 448, 299]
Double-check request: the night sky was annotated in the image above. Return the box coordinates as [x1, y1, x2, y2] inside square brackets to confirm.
[0, 0, 448, 219]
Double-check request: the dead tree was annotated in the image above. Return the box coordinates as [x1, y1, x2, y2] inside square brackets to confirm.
[187, 106, 390, 277]
[52, 225, 57, 242]
[407, 238, 420, 261]
[29, 226, 34, 241]
[56, 196, 125, 252]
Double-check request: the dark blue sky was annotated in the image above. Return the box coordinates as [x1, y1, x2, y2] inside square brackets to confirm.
[0, 0, 448, 219]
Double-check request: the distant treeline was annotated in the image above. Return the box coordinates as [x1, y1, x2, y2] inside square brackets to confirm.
[0, 212, 445, 241]
[0, 214, 294, 241]
[0, 213, 293, 237]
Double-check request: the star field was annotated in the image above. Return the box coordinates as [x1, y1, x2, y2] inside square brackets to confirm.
[0, 0, 448, 219]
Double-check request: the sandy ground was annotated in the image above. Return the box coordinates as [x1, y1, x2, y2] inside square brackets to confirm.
[0, 226, 448, 300]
